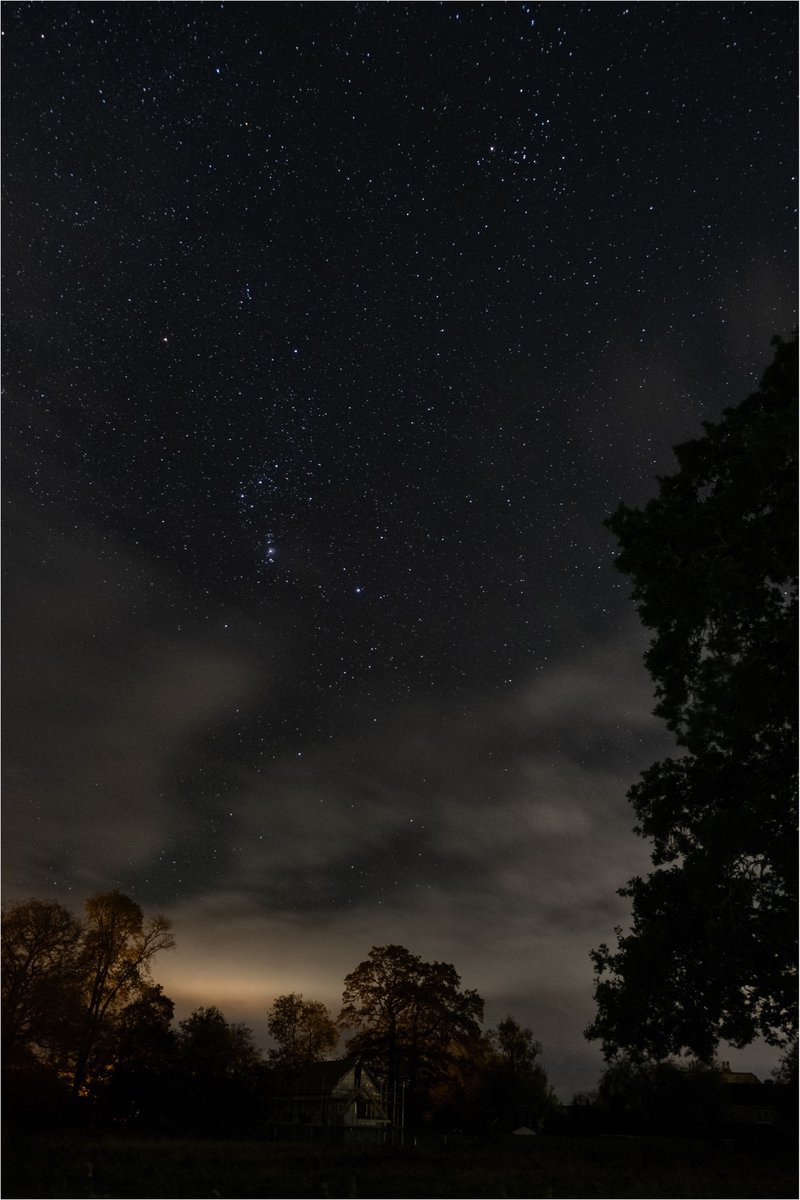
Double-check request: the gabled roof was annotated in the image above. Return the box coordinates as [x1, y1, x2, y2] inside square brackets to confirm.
[271, 1057, 377, 1095]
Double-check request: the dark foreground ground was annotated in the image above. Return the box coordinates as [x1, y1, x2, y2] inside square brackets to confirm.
[2, 1131, 797, 1199]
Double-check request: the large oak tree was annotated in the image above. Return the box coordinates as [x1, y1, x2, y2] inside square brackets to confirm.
[339, 944, 484, 1125]
[586, 335, 797, 1063]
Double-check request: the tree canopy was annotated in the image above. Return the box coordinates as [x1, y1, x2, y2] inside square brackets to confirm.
[426, 1015, 559, 1132]
[3, 893, 561, 1137]
[177, 1005, 263, 1079]
[267, 992, 338, 1070]
[339, 944, 484, 1125]
[586, 335, 798, 1063]
[595, 1055, 729, 1137]
[75, 891, 174, 1093]
[482, 1016, 557, 1131]
[2, 897, 84, 1069]
[2, 891, 174, 1094]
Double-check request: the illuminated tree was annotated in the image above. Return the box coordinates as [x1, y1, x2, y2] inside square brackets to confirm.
[72, 891, 174, 1094]
[2, 891, 175, 1114]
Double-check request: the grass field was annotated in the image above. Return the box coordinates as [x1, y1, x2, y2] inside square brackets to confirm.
[2, 1132, 797, 1199]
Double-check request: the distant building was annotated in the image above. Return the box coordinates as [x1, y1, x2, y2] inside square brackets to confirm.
[263, 1058, 398, 1143]
[718, 1063, 794, 1136]
[718, 1061, 760, 1086]
[565, 1060, 795, 1139]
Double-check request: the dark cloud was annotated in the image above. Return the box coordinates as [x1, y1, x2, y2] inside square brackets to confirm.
[3, 509, 265, 893]
[2, 504, 786, 1092]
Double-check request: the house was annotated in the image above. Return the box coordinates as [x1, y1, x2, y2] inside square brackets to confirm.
[718, 1062, 760, 1086]
[264, 1058, 396, 1143]
[714, 1064, 794, 1137]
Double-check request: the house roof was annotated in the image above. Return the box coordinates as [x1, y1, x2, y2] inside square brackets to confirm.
[271, 1057, 376, 1094]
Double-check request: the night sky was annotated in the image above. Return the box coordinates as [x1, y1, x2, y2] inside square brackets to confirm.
[3, 1, 797, 1097]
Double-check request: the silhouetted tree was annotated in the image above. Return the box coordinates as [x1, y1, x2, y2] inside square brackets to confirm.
[587, 335, 797, 1063]
[596, 1056, 727, 1136]
[339, 944, 484, 1126]
[267, 992, 338, 1070]
[2, 892, 175, 1122]
[490, 1015, 542, 1072]
[177, 1005, 263, 1079]
[112, 984, 175, 1068]
[484, 1015, 559, 1130]
[427, 1032, 496, 1129]
[175, 1005, 264, 1135]
[428, 1018, 559, 1132]
[771, 1038, 798, 1087]
[101, 985, 177, 1126]
[2, 898, 83, 1070]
